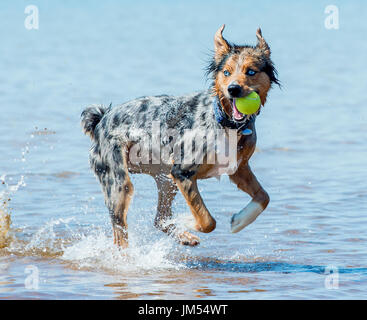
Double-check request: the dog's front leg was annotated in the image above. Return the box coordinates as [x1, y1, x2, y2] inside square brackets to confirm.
[229, 163, 269, 233]
[170, 164, 216, 234]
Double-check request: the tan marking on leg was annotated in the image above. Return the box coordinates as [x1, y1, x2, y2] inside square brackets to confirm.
[111, 151, 134, 248]
[173, 177, 216, 234]
[229, 163, 269, 233]
[112, 178, 134, 248]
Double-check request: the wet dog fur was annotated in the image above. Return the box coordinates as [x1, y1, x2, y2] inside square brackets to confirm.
[81, 25, 279, 247]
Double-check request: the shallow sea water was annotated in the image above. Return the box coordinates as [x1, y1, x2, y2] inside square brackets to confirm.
[1, 0, 367, 299]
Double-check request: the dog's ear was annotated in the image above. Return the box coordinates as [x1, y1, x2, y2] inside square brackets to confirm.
[256, 28, 271, 57]
[214, 25, 230, 63]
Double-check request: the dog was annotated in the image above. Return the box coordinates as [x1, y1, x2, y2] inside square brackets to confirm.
[81, 25, 279, 248]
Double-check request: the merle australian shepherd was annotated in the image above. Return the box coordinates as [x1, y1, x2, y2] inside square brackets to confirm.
[81, 25, 279, 248]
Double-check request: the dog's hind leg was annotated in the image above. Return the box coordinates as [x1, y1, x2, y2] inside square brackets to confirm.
[109, 173, 134, 248]
[229, 163, 269, 233]
[94, 147, 134, 248]
[154, 176, 200, 246]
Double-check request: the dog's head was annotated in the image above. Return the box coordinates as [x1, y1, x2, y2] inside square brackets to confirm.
[207, 25, 280, 121]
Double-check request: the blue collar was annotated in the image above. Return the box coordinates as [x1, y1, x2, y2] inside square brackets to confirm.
[213, 96, 255, 134]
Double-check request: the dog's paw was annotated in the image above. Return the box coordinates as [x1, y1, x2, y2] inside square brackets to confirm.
[177, 231, 200, 246]
[230, 213, 245, 233]
[113, 226, 129, 248]
[231, 202, 264, 233]
[230, 211, 252, 233]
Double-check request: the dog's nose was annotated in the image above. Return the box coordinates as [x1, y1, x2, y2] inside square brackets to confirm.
[227, 84, 242, 98]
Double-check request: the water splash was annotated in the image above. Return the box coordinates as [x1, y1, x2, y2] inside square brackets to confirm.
[23, 217, 76, 257]
[7, 176, 26, 193]
[2, 209, 188, 272]
[0, 174, 27, 249]
[0, 201, 11, 249]
[61, 227, 186, 273]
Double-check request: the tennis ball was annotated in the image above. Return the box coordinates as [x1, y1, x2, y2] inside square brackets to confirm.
[234, 92, 261, 115]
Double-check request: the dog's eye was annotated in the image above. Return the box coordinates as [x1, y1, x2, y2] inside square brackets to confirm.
[246, 69, 257, 76]
[223, 70, 231, 77]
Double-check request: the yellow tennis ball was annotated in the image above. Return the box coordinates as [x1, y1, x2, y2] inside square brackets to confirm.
[235, 92, 261, 115]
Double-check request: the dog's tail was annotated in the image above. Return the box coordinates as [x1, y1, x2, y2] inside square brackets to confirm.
[81, 105, 106, 140]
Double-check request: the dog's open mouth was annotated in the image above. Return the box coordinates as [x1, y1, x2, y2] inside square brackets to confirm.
[230, 98, 245, 122]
